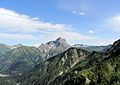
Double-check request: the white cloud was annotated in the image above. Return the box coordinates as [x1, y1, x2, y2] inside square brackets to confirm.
[89, 30, 94, 33]
[0, 33, 35, 40]
[40, 31, 95, 41]
[30, 31, 96, 46]
[0, 8, 95, 45]
[0, 31, 95, 45]
[55, 0, 88, 16]
[72, 11, 77, 14]
[80, 38, 116, 46]
[79, 12, 86, 16]
[90, 39, 115, 46]
[106, 14, 120, 32]
[72, 11, 86, 16]
[0, 8, 67, 33]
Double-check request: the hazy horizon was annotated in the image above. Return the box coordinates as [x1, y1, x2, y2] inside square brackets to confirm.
[0, 37, 115, 47]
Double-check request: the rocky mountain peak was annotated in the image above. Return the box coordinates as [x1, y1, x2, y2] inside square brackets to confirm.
[113, 39, 120, 47]
[106, 39, 120, 54]
[54, 37, 68, 47]
[38, 37, 70, 60]
[56, 37, 67, 43]
[39, 37, 68, 49]
[46, 37, 67, 46]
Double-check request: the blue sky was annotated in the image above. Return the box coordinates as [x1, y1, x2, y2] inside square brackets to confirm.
[0, 0, 120, 46]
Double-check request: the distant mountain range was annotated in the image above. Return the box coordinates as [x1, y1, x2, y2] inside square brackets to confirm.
[73, 44, 111, 52]
[0, 44, 11, 55]
[0, 46, 43, 76]
[0, 37, 119, 85]
[0, 37, 110, 76]
[0, 37, 71, 76]
[18, 39, 120, 85]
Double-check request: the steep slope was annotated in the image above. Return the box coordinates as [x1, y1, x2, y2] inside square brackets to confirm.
[19, 47, 89, 85]
[0, 46, 43, 75]
[38, 37, 70, 60]
[0, 39, 118, 85]
[51, 39, 120, 85]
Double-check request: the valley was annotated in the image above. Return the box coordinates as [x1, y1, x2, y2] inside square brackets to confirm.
[0, 38, 119, 85]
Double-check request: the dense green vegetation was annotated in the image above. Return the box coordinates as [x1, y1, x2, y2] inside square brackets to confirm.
[0, 76, 16, 85]
[0, 39, 119, 85]
[19, 47, 89, 85]
[50, 39, 120, 85]
[0, 46, 43, 75]
[19, 39, 120, 85]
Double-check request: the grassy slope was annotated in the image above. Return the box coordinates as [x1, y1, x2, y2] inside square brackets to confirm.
[0, 46, 43, 75]
[19, 48, 89, 85]
[50, 40, 120, 85]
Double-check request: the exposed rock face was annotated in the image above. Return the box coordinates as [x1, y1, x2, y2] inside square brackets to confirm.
[0, 38, 120, 85]
[50, 39, 120, 85]
[19, 47, 89, 85]
[19, 39, 119, 85]
[106, 39, 120, 54]
[38, 37, 70, 60]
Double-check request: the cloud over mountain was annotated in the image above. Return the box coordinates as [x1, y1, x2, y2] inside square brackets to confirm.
[0, 8, 67, 33]
[106, 14, 120, 32]
[0, 8, 94, 45]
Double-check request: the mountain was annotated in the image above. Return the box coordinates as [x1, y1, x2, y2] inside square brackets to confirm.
[0, 43, 11, 55]
[0, 43, 24, 56]
[38, 37, 70, 60]
[73, 44, 111, 52]
[19, 47, 90, 85]
[0, 76, 16, 85]
[50, 39, 120, 85]
[10, 44, 23, 49]
[0, 38, 119, 85]
[73, 44, 88, 47]
[0, 46, 43, 76]
[19, 39, 120, 85]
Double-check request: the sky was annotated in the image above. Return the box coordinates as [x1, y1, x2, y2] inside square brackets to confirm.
[0, 0, 120, 46]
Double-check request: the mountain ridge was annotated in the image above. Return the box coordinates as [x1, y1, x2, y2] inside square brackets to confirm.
[38, 37, 71, 60]
[19, 39, 120, 85]
[0, 38, 119, 85]
[0, 46, 43, 76]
